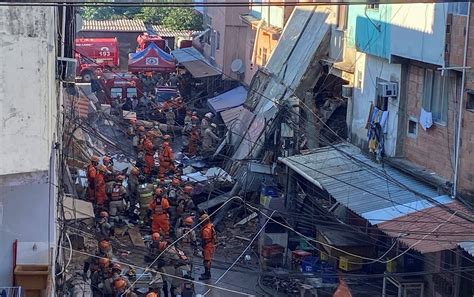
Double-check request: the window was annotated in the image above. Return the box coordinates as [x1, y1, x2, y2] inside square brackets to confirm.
[441, 250, 456, 269]
[422, 69, 453, 124]
[337, 5, 348, 29]
[110, 87, 122, 98]
[262, 48, 268, 65]
[466, 91, 474, 111]
[448, 2, 468, 16]
[127, 87, 137, 98]
[367, 0, 379, 10]
[408, 118, 417, 138]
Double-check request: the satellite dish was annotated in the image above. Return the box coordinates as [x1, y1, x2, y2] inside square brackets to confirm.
[75, 14, 83, 33]
[231, 59, 245, 74]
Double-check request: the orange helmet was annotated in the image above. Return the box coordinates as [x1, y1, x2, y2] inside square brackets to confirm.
[172, 178, 180, 186]
[130, 167, 139, 175]
[98, 165, 108, 173]
[184, 185, 193, 194]
[114, 277, 127, 289]
[116, 175, 125, 182]
[138, 125, 145, 132]
[99, 211, 109, 218]
[152, 232, 161, 242]
[99, 239, 110, 250]
[103, 156, 111, 163]
[155, 188, 163, 196]
[184, 216, 194, 226]
[91, 155, 100, 162]
[98, 257, 110, 268]
[162, 141, 170, 147]
[162, 134, 171, 141]
[112, 263, 122, 271]
[191, 115, 199, 121]
[147, 293, 158, 297]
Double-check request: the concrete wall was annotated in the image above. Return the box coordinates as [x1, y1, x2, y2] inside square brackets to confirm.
[351, 53, 401, 156]
[0, 6, 57, 176]
[390, 3, 447, 66]
[0, 171, 56, 286]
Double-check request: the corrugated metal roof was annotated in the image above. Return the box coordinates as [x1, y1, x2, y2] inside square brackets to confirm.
[220, 106, 255, 147]
[208, 86, 247, 113]
[459, 241, 474, 257]
[81, 19, 146, 32]
[378, 202, 474, 254]
[279, 144, 441, 216]
[150, 24, 199, 38]
[171, 47, 207, 63]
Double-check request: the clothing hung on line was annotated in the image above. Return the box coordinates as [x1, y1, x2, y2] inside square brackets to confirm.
[367, 106, 389, 161]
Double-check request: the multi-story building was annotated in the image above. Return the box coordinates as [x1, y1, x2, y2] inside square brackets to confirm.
[0, 5, 71, 292]
[240, 0, 295, 85]
[199, 0, 248, 81]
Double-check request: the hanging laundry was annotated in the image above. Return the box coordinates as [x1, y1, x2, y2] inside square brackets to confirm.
[419, 108, 433, 131]
[365, 102, 375, 129]
[367, 106, 387, 161]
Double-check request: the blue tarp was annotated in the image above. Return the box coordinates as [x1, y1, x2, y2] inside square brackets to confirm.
[207, 86, 247, 113]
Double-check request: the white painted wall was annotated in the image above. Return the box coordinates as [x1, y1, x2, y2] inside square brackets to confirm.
[390, 3, 447, 66]
[351, 53, 401, 157]
[0, 6, 57, 175]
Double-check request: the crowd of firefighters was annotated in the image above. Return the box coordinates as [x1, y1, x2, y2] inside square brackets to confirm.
[84, 107, 222, 296]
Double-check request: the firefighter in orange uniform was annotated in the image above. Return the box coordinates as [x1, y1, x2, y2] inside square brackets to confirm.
[158, 135, 175, 179]
[143, 132, 155, 176]
[148, 188, 171, 241]
[199, 213, 216, 280]
[187, 125, 200, 157]
[87, 155, 100, 202]
[95, 165, 108, 209]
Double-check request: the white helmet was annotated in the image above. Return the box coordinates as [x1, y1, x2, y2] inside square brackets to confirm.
[211, 123, 217, 129]
[205, 112, 213, 119]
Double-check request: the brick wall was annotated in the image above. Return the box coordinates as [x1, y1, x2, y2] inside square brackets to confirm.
[403, 64, 456, 183]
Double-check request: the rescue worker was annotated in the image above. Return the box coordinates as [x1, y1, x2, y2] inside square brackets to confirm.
[165, 108, 175, 128]
[199, 214, 216, 280]
[184, 110, 192, 127]
[158, 135, 175, 179]
[146, 293, 158, 297]
[143, 132, 155, 177]
[108, 175, 127, 222]
[113, 277, 137, 297]
[176, 185, 194, 219]
[191, 114, 200, 127]
[202, 123, 220, 153]
[128, 167, 140, 211]
[104, 263, 129, 297]
[103, 156, 115, 182]
[200, 113, 212, 134]
[175, 216, 197, 261]
[87, 155, 100, 202]
[187, 125, 200, 157]
[83, 239, 113, 278]
[148, 188, 171, 241]
[90, 257, 110, 297]
[95, 165, 108, 210]
[97, 211, 114, 238]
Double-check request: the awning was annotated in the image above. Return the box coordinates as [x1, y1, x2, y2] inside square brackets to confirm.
[279, 144, 446, 221]
[207, 86, 247, 113]
[181, 60, 221, 78]
[128, 43, 176, 73]
[171, 46, 221, 78]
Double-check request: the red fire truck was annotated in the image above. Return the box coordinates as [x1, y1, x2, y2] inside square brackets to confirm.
[136, 33, 166, 51]
[75, 38, 119, 82]
[97, 72, 143, 104]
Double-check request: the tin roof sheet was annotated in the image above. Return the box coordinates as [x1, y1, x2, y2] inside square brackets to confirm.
[81, 19, 146, 32]
[150, 24, 199, 38]
[459, 241, 474, 257]
[279, 144, 442, 217]
[377, 201, 474, 254]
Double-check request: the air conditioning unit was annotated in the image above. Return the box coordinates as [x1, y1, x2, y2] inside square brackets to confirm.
[57, 57, 77, 83]
[378, 81, 398, 97]
[341, 84, 353, 98]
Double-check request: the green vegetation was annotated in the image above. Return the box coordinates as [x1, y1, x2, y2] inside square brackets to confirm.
[79, 7, 203, 31]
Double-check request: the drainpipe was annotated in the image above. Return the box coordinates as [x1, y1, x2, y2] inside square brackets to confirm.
[453, 2, 471, 198]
